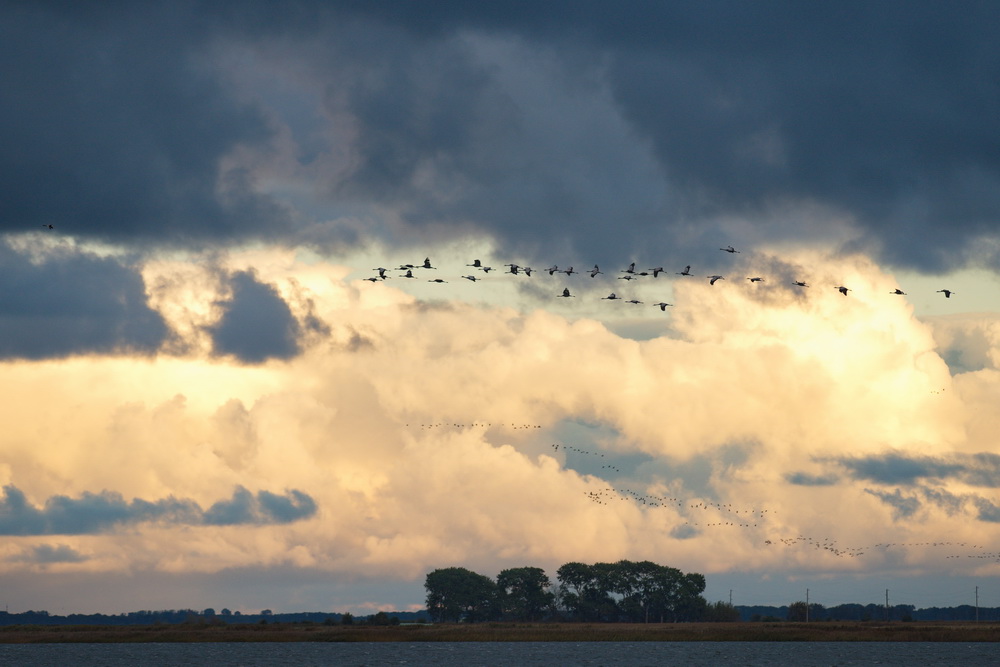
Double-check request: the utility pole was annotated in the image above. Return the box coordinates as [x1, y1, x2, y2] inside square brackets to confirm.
[729, 589, 732, 606]
[806, 588, 810, 622]
[885, 589, 890, 621]
[976, 586, 979, 623]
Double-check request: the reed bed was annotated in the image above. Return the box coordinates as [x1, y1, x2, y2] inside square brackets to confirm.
[2, 621, 1000, 643]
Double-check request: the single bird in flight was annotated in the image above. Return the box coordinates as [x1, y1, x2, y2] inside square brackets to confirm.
[677, 265, 692, 276]
[558, 288, 575, 298]
[708, 275, 724, 285]
[937, 289, 955, 298]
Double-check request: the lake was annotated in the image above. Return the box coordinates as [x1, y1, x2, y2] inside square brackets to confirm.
[0, 641, 994, 666]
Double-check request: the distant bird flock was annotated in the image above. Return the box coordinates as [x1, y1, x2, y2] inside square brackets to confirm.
[407, 422, 994, 563]
[365, 245, 956, 306]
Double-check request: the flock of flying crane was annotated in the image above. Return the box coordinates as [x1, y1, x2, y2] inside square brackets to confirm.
[365, 245, 958, 306]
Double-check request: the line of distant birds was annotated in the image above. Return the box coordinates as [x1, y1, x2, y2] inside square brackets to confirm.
[363, 245, 957, 305]
[584, 482, 999, 562]
[404, 422, 995, 562]
[407, 422, 543, 430]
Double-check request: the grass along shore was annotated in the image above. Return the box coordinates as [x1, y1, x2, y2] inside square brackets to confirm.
[2, 621, 1000, 643]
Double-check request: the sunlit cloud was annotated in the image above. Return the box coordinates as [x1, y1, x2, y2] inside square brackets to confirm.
[0, 245, 997, 614]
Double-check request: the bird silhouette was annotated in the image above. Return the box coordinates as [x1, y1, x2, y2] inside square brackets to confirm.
[836, 286, 850, 296]
[677, 265, 692, 276]
[708, 275, 724, 285]
[588, 265, 602, 277]
[653, 302, 673, 311]
[720, 245, 740, 253]
[557, 288, 575, 298]
[937, 289, 955, 298]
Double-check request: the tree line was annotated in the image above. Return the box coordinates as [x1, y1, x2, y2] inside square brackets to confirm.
[748, 602, 1000, 623]
[424, 560, 739, 623]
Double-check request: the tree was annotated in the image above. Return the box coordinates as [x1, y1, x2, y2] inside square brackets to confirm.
[704, 601, 741, 622]
[672, 572, 707, 622]
[496, 567, 555, 621]
[424, 567, 499, 622]
[556, 561, 618, 621]
[787, 601, 809, 622]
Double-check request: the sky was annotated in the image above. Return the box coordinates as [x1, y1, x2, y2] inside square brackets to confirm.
[2, 1, 1000, 615]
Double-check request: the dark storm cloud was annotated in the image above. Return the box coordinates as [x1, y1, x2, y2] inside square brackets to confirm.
[0, 2, 290, 245]
[831, 452, 1000, 487]
[0, 241, 168, 358]
[208, 270, 302, 362]
[0, 484, 317, 535]
[318, 1, 1000, 270]
[4, 2, 1000, 270]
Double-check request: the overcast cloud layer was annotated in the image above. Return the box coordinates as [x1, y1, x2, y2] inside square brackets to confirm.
[3, 2, 1000, 270]
[2, 3, 1000, 614]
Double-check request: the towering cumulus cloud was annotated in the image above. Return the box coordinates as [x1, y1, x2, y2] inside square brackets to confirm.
[0, 247, 997, 612]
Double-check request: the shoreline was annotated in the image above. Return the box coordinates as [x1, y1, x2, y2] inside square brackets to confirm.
[2, 621, 1000, 643]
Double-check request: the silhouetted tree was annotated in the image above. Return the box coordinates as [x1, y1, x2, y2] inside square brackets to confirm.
[704, 601, 741, 622]
[787, 601, 809, 622]
[424, 567, 499, 622]
[496, 566, 555, 621]
[556, 561, 618, 621]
